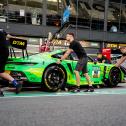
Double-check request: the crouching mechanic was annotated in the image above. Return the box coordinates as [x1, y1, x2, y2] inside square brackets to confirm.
[115, 46, 126, 67]
[0, 29, 22, 96]
[57, 33, 94, 92]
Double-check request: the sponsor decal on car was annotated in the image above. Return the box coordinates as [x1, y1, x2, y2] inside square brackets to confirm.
[92, 66, 100, 78]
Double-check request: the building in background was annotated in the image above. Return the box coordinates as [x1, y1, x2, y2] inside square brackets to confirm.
[0, 0, 126, 54]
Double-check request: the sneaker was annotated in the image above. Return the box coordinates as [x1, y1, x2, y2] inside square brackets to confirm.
[12, 80, 18, 87]
[64, 87, 69, 92]
[12, 80, 22, 94]
[0, 90, 4, 97]
[84, 86, 94, 92]
[71, 88, 80, 93]
[89, 88, 94, 92]
[15, 83, 22, 94]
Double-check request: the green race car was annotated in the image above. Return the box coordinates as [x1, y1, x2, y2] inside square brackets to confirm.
[4, 49, 124, 92]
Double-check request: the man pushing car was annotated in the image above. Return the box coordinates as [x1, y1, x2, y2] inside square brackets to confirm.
[0, 29, 22, 96]
[57, 33, 94, 92]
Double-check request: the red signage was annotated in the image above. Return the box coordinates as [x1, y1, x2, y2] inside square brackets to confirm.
[102, 48, 111, 60]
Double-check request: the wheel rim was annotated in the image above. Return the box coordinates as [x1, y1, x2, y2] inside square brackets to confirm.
[44, 66, 66, 91]
[109, 67, 121, 86]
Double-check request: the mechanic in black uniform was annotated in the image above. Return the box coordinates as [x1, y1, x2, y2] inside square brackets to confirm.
[116, 46, 126, 67]
[97, 52, 111, 64]
[0, 29, 22, 96]
[57, 33, 94, 92]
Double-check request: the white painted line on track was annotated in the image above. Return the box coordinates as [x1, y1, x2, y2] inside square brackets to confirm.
[1, 89, 126, 99]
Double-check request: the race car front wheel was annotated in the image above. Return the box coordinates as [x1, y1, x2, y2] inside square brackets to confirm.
[106, 67, 121, 87]
[42, 64, 67, 92]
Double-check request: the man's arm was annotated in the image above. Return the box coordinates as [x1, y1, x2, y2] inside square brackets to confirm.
[57, 49, 73, 64]
[115, 56, 126, 67]
[61, 49, 73, 60]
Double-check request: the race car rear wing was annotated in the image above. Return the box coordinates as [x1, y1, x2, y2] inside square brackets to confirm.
[9, 38, 28, 59]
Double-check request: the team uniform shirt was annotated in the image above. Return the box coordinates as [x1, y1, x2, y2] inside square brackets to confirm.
[69, 40, 87, 59]
[0, 30, 9, 54]
[69, 40, 88, 73]
[0, 30, 9, 73]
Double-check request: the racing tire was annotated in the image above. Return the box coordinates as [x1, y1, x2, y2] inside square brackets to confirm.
[105, 67, 121, 87]
[42, 64, 67, 92]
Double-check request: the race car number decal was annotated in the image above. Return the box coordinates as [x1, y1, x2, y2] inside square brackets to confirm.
[92, 66, 100, 78]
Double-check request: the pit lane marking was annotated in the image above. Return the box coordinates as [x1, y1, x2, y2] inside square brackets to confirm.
[1, 88, 126, 98]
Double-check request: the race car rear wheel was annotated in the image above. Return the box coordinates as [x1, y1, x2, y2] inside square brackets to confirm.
[42, 64, 67, 92]
[106, 67, 121, 87]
